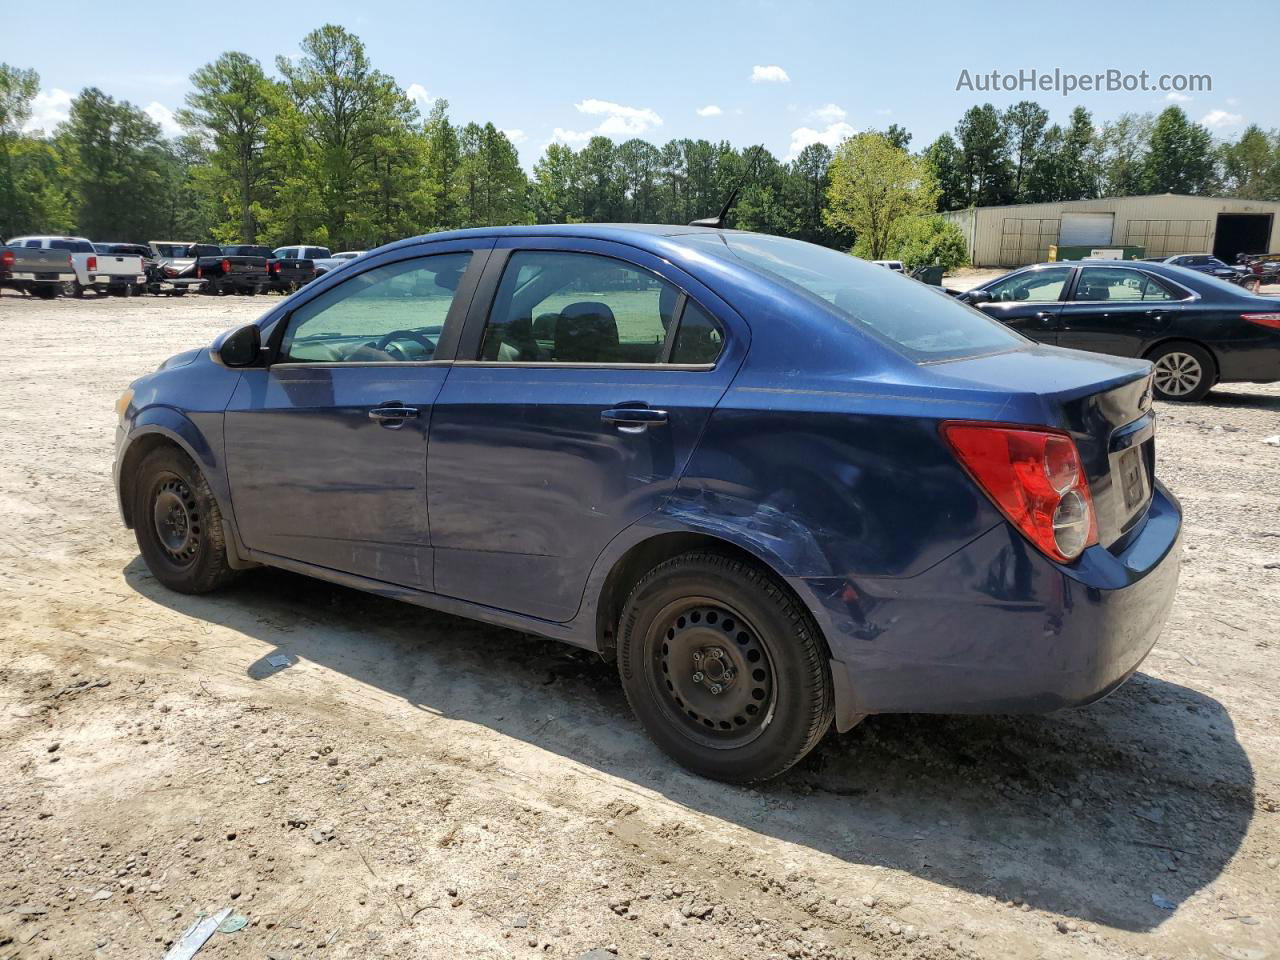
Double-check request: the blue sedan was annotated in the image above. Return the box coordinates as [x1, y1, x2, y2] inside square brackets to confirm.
[113, 225, 1183, 782]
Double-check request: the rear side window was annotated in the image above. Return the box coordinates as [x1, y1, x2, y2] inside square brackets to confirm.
[479, 250, 722, 365]
[682, 233, 1023, 361]
[1073, 267, 1175, 302]
[307, 247, 332, 259]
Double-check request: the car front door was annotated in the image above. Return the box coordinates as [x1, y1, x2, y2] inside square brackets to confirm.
[972, 266, 1073, 343]
[223, 240, 492, 589]
[425, 238, 745, 622]
[1055, 265, 1182, 357]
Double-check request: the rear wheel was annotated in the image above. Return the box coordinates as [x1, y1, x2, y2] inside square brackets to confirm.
[131, 446, 237, 594]
[63, 280, 84, 298]
[1147, 341, 1215, 402]
[617, 552, 834, 783]
[33, 285, 57, 300]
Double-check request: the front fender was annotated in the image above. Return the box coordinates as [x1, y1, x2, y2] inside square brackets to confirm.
[114, 404, 233, 537]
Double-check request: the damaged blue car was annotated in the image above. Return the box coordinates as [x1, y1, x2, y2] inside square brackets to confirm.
[114, 224, 1182, 782]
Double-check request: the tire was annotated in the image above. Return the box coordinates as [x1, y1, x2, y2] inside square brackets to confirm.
[33, 285, 57, 300]
[1147, 341, 1215, 402]
[172, 288, 187, 297]
[131, 446, 237, 594]
[63, 280, 84, 298]
[617, 551, 834, 783]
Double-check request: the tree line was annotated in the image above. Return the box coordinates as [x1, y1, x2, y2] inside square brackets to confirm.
[2, 25, 1279, 258]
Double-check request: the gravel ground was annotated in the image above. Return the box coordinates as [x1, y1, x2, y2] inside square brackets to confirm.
[0, 289, 1277, 960]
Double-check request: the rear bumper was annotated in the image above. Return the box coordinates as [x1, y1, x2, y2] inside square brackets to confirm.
[796, 481, 1182, 715]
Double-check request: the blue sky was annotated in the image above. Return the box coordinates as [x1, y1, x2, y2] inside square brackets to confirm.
[4, 0, 1269, 167]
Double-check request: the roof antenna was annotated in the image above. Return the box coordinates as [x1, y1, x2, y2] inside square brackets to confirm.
[689, 185, 740, 229]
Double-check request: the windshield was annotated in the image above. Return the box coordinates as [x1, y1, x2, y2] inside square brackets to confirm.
[680, 233, 1024, 361]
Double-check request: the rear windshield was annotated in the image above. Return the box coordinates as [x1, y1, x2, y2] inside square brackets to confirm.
[49, 238, 95, 253]
[222, 245, 272, 257]
[680, 232, 1024, 361]
[153, 244, 191, 257]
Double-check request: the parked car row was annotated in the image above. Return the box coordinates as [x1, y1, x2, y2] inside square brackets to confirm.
[2, 235, 368, 299]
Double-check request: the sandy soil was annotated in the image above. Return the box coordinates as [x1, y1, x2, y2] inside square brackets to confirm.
[0, 289, 1277, 960]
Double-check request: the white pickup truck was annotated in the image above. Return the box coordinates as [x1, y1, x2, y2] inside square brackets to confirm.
[6, 235, 146, 296]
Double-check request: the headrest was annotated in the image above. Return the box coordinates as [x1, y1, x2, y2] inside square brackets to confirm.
[555, 302, 619, 362]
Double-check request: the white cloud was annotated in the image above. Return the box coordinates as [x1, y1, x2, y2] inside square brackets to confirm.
[1164, 91, 1191, 103]
[751, 64, 790, 84]
[405, 83, 433, 112]
[549, 128, 596, 147]
[574, 98, 663, 137]
[812, 103, 846, 123]
[144, 101, 182, 138]
[502, 128, 526, 145]
[696, 104, 722, 117]
[1201, 109, 1244, 129]
[22, 88, 72, 133]
[550, 98, 663, 146]
[787, 121, 856, 160]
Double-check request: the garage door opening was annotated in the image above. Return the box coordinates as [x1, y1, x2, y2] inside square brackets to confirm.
[1059, 212, 1115, 247]
[1213, 213, 1273, 263]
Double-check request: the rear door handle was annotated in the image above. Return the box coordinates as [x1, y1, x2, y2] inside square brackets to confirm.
[368, 404, 419, 428]
[601, 406, 668, 433]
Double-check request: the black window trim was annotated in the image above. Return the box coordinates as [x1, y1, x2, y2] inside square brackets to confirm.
[457, 246, 724, 371]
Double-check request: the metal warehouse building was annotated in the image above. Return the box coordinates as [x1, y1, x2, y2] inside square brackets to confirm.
[942, 194, 1280, 268]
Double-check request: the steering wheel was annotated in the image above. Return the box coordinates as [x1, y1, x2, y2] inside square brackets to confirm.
[373, 329, 435, 360]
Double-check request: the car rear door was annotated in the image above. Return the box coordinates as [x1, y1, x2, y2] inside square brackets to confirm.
[425, 237, 746, 622]
[972, 266, 1073, 343]
[223, 239, 492, 589]
[1055, 265, 1182, 357]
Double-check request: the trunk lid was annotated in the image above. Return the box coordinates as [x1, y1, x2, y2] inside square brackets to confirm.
[927, 345, 1156, 550]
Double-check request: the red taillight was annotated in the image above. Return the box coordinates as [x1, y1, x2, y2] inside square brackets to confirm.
[220, 258, 231, 273]
[1242, 313, 1280, 331]
[942, 422, 1098, 564]
[87, 255, 97, 271]
[271, 261, 280, 274]
[196, 266, 203, 278]
[0, 250, 13, 269]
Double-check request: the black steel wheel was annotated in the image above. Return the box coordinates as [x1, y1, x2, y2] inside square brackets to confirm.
[618, 552, 834, 783]
[649, 599, 776, 748]
[132, 446, 237, 594]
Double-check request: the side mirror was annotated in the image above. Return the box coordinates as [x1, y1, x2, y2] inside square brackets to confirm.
[210, 323, 262, 368]
[963, 289, 992, 305]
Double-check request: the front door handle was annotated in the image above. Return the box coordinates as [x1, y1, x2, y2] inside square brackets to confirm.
[602, 406, 668, 433]
[368, 404, 419, 428]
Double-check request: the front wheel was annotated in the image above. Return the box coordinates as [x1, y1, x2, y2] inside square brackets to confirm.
[1148, 341, 1215, 402]
[617, 552, 834, 783]
[131, 447, 237, 594]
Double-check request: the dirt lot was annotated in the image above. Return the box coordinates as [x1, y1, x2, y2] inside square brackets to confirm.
[0, 288, 1277, 960]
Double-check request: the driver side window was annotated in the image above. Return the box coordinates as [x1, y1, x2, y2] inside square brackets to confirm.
[279, 252, 472, 363]
[985, 266, 1072, 303]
